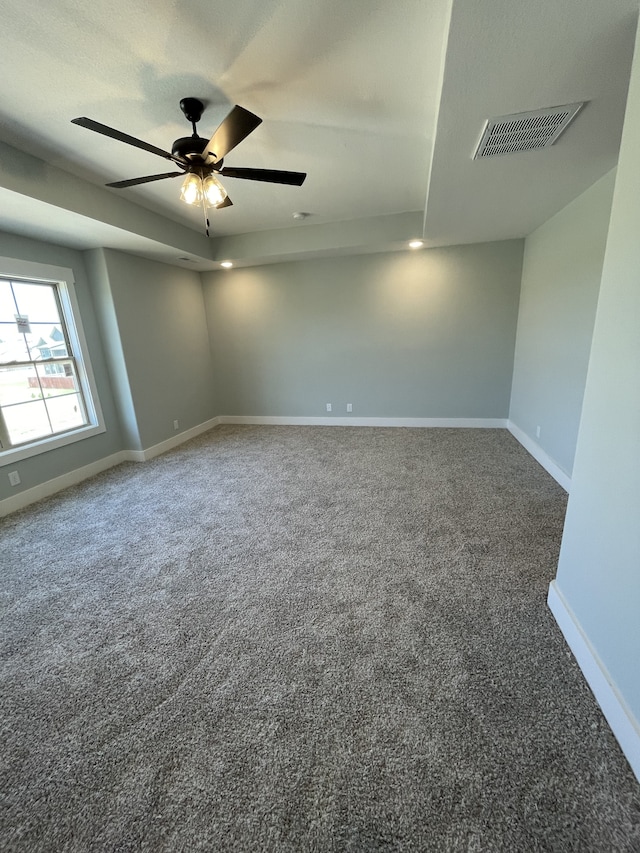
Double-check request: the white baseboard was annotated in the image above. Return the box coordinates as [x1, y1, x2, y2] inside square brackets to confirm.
[0, 451, 129, 517]
[219, 415, 508, 428]
[2, 416, 559, 515]
[2, 415, 503, 515]
[0, 417, 221, 515]
[507, 421, 571, 492]
[125, 417, 221, 462]
[548, 581, 640, 782]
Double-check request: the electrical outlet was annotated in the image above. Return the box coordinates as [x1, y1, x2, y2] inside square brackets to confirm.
[326, 403, 332, 412]
[8, 471, 21, 487]
[347, 403, 353, 413]
[173, 419, 179, 430]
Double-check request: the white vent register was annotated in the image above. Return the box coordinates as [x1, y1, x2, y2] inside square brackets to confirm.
[473, 102, 584, 159]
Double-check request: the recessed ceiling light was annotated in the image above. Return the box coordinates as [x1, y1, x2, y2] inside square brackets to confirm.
[221, 261, 233, 269]
[409, 240, 424, 249]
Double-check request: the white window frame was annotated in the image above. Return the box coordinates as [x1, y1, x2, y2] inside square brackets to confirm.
[0, 257, 105, 464]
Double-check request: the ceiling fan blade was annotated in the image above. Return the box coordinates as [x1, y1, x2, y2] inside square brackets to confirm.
[106, 172, 185, 188]
[215, 195, 233, 209]
[219, 166, 307, 186]
[201, 106, 262, 162]
[71, 117, 187, 165]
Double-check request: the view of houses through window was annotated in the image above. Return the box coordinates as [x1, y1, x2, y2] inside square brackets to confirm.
[0, 277, 89, 449]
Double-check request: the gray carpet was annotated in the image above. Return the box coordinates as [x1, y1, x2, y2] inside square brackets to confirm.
[1, 425, 638, 852]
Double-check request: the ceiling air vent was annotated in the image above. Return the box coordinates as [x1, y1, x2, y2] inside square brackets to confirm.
[473, 102, 584, 159]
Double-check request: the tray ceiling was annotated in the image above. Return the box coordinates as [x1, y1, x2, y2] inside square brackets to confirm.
[0, 0, 636, 267]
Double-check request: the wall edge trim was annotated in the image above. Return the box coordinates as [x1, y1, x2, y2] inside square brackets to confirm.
[218, 416, 509, 428]
[2, 416, 570, 515]
[128, 417, 221, 462]
[0, 451, 129, 517]
[548, 581, 640, 782]
[0, 417, 222, 515]
[507, 420, 571, 492]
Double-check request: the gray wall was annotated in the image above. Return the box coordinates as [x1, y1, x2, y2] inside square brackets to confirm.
[202, 241, 523, 418]
[85, 248, 143, 451]
[509, 171, 615, 476]
[0, 231, 123, 501]
[554, 17, 640, 724]
[1, 242, 217, 502]
[98, 249, 217, 450]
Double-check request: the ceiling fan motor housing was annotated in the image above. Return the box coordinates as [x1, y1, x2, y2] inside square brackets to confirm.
[171, 135, 211, 161]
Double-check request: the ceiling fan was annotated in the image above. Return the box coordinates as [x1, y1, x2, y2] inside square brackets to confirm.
[71, 98, 307, 235]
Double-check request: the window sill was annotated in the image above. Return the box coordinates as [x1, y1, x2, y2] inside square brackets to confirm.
[0, 423, 106, 466]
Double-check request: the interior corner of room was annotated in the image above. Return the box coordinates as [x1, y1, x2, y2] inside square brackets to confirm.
[0, 0, 638, 812]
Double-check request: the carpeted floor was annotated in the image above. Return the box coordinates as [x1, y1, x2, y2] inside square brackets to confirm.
[1, 425, 639, 852]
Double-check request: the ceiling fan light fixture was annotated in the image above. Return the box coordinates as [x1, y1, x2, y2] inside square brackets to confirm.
[180, 173, 202, 205]
[72, 100, 306, 236]
[202, 174, 228, 208]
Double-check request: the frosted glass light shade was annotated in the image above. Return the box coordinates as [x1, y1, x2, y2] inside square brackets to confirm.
[202, 175, 228, 208]
[180, 173, 202, 205]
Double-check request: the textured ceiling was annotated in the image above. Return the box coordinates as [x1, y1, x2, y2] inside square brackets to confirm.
[0, 0, 637, 267]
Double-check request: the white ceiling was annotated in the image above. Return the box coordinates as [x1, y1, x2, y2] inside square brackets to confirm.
[0, 0, 637, 268]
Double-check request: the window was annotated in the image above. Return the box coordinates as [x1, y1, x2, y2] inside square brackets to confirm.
[0, 258, 104, 463]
